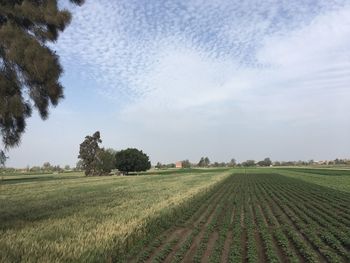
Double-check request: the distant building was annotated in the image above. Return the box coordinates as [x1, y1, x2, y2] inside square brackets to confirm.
[175, 161, 183, 168]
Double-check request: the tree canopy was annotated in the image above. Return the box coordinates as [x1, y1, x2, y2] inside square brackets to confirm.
[257, 157, 272, 167]
[96, 148, 116, 174]
[115, 148, 151, 175]
[0, 0, 84, 160]
[198, 156, 210, 167]
[78, 131, 102, 176]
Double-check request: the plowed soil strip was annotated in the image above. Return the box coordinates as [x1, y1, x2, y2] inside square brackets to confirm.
[221, 230, 233, 262]
[202, 231, 219, 263]
[241, 227, 247, 263]
[254, 231, 267, 263]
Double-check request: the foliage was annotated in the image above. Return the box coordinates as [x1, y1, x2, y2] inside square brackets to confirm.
[198, 156, 210, 167]
[181, 159, 191, 168]
[212, 161, 226, 167]
[155, 162, 175, 169]
[228, 158, 236, 167]
[115, 148, 151, 174]
[96, 148, 116, 174]
[78, 131, 102, 176]
[241, 159, 256, 167]
[0, 150, 7, 166]
[0, 0, 83, 154]
[257, 157, 272, 166]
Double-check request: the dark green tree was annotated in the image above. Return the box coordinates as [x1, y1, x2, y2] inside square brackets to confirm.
[198, 156, 210, 167]
[78, 131, 102, 176]
[115, 148, 151, 175]
[198, 157, 205, 167]
[0, 0, 84, 161]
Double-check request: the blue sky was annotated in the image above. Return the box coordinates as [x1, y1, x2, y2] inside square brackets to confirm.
[7, 0, 350, 167]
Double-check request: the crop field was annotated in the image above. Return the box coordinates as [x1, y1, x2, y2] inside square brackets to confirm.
[0, 169, 231, 262]
[275, 168, 350, 193]
[131, 173, 350, 263]
[1, 169, 350, 262]
[280, 168, 350, 177]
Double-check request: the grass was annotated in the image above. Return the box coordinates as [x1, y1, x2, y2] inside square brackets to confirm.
[274, 168, 350, 193]
[0, 168, 231, 262]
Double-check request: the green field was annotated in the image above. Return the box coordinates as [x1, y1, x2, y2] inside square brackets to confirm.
[275, 168, 350, 193]
[1, 168, 350, 262]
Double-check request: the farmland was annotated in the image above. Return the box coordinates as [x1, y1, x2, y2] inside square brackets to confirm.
[275, 168, 350, 193]
[0, 169, 231, 262]
[131, 172, 350, 263]
[1, 168, 350, 262]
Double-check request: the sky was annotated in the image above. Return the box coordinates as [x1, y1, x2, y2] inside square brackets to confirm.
[6, 0, 350, 167]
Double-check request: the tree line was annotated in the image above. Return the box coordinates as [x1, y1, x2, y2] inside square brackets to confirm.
[78, 131, 151, 176]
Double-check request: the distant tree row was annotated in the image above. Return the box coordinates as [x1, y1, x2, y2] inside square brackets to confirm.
[152, 157, 327, 169]
[155, 162, 176, 169]
[78, 131, 151, 176]
[156, 157, 271, 168]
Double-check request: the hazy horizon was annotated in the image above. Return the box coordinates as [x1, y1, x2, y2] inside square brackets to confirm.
[5, 0, 350, 168]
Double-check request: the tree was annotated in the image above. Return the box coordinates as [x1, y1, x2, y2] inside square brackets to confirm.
[213, 162, 219, 167]
[182, 159, 191, 168]
[75, 160, 83, 171]
[242, 160, 256, 167]
[42, 162, 52, 170]
[273, 161, 281, 166]
[204, 157, 210, 167]
[96, 148, 115, 174]
[257, 157, 272, 167]
[64, 165, 70, 170]
[198, 156, 210, 167]
[115, 148, 151, 175]
[198, 157, 205, 167]
[78, 131, 102, 176]
[155, 162, 162, 169]
[228, 158, 236, 167]
[0, 150, 7, 166]
[0, 0, 84, 159]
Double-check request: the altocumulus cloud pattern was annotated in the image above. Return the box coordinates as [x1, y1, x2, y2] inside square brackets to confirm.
[55, 0, 350, 106]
